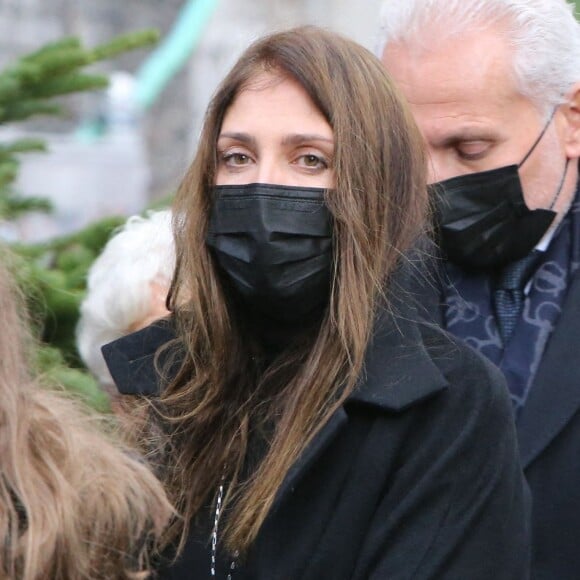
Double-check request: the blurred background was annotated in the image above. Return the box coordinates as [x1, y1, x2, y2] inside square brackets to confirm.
[0, 0, 379, 242]
[2, 1, 578, 409]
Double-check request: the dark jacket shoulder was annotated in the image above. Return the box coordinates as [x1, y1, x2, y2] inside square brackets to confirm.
[101, 318, 177, 396]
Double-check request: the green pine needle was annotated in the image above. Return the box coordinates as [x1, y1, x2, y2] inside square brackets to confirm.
[0, 138, 46, 155]
[0, 193, 53, 219]
[22, 37, 83, 63]
[0, 101, 63, 123]
[0, 159, 18, 186]
[0, 74, 21, 103]
[89, 29, 160, 61]
[23, 72, 108, 100]
[20, 49, 91, 80]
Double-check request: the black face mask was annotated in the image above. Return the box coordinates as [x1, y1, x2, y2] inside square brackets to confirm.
[206, 183, 333, 322]
[433, 112, 567, 269]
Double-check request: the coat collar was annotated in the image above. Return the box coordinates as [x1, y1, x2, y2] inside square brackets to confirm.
[102, 296, 449, 513]
[101, 318, 176, 396]
[348, 306, 449, 411]
[102, 303, 449, 412]
[269, 304, 450, 513]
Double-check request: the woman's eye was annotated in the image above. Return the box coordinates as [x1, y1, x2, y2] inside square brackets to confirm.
[298, 154, 328, 169]
[222, 152, 252, 166]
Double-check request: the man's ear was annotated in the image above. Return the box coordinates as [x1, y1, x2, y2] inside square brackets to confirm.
[561, 81, 580, 159]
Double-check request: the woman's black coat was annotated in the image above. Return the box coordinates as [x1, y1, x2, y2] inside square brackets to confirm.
[103, 299, 530, 579]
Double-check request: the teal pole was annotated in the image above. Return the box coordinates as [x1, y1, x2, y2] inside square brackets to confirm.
[135, 0, 219, 110]
[76, 0, 218, 141]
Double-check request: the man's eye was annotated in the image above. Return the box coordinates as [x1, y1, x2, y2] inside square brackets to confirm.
[456, 142, 490, 161]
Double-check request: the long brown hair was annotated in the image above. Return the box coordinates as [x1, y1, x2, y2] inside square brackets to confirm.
[155, 26, 428, 556]
[0, 248, 172, 579]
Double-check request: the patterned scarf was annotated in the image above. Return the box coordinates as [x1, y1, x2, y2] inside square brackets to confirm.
[443, 190, 580, 415]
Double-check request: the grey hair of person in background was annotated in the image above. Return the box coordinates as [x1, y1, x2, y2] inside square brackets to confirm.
[375, 0, 580, 117]
[77, 209, 175, 392]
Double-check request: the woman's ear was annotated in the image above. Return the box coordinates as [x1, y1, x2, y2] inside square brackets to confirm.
[561, 82, 580, 159]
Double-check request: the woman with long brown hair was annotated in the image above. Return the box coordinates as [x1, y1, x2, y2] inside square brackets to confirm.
[0, 248, 172, 579]
[104, 27, 530, 579]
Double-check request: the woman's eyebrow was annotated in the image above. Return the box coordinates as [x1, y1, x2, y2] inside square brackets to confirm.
[218, 132, 334, 147]
[281, 133, 334, 146]
[218, 132, 257, 147]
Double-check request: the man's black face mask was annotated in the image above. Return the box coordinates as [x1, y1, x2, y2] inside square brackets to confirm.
[432, 112, 566, 270]
[206, 183, 333, 322]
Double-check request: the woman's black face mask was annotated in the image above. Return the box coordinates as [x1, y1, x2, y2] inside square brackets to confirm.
[432, 111, 566, 270]
[206, 183, 333, 322]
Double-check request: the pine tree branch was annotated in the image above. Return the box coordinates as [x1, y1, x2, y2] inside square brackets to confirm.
[0, 138, 46, 155]
[21, 37, 82, 63]
[21, 72, 108, 100]
[0, 101, 63, 123]
[0, 191, 53, 219]
[89, 29, 159, 61]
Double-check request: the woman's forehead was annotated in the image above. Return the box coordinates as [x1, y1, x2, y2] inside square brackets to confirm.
[219, 73, 331, 139]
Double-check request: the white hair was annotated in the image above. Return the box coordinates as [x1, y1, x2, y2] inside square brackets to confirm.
[76, 209, 175, 388]
[376, 0, 580, 112]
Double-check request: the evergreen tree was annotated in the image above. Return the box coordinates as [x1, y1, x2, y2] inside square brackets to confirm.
[0, 30, 159, 412]
[0, 30, 157, 220]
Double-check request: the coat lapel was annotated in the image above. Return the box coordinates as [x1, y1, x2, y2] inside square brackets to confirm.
[348, 310, 449, 412]
[269, 408, 349, 516]
[517, 271, 580, 468]
[103, 290, 450, 509]
[271, 306, 449, 511]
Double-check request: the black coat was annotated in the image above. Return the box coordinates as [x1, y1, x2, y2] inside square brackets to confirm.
[413, 254, 580, 580]
[103, 302, 530, 579]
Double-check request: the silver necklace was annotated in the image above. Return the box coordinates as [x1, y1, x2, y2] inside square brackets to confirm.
[210, 480, 238, 579]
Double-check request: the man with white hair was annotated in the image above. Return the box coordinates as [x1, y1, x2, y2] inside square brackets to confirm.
[378, 0, 580, 577]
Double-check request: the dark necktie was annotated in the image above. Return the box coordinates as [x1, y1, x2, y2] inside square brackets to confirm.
[494, 252, 541, 345]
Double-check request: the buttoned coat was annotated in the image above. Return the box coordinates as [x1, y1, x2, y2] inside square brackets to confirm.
[103, 300, 530, 579]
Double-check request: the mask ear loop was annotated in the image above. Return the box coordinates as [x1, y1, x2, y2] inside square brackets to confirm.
[548, 158, 570, 210]
[518, 106, 569, 211]
[518, 108, 557, 168]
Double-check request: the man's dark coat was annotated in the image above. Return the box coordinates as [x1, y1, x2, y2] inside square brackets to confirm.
[103, 302, 530, 579]
[413, 255, 580, 580]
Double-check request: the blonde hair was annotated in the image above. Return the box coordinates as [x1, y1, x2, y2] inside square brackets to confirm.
[145, 26, 428, 557]
[0, 248, 172, 579]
